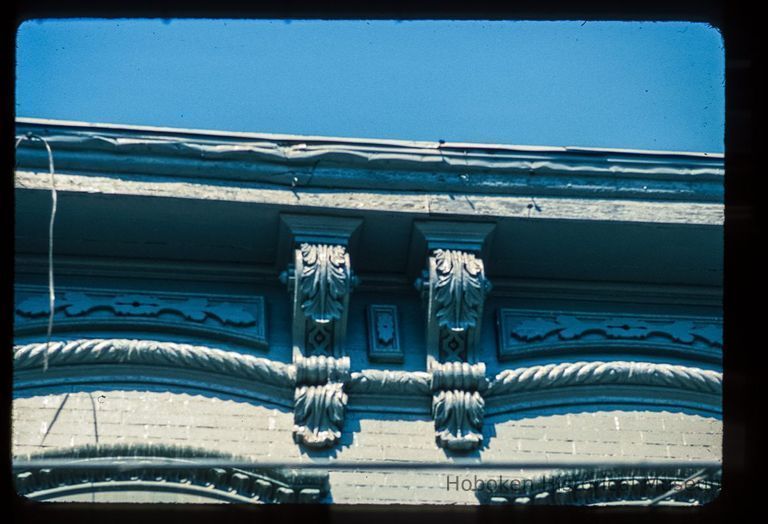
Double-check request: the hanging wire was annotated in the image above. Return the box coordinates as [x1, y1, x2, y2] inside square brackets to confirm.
[15, 133, 57, 372]
[644, 467, 712, 506]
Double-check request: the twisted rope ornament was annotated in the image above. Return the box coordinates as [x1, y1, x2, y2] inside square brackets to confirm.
[488, 361, 721, 396]
[13, 339, 295, 387]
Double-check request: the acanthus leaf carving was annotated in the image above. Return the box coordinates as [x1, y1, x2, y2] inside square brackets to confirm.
[298, 243, 351, 324]
[292, 355, 350, 448]
[292, 382, 348, 449]
[284, 241, 356, 449]
[433, 249, 491, 332]
[432, 389, 485, 451]
[418, 244, 492, 453]
[430, 362, 487, 451]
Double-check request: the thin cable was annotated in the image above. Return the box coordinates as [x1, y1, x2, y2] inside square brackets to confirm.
[15, 133, 57, 372]
[10, 458, 723, 471]
[645, 467, 710, 505]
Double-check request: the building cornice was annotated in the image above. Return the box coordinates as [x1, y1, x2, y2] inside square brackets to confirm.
[15, 118, 723, 204]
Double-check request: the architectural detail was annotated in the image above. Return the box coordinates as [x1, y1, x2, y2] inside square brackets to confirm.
[431, 250, 491, 332]
[292, 356, 350, 448]
[488, 361, 722, 396]
[347, 369, 431, 395]
[13, 119, 724, 505]
[13, 340, 721, 416]
[280, 215, 361, 449]
[293, 382, 348, 448]
[14, 444, 330, 503]
[431, 362, 488, 450]
[366, 305, 403, 363]
[414, 222, 495, 452]
[297, 243, 353, 324]
[497, 310, 722, 361]
[13, 339, 296, 388]
[475, 467, 721, 505]
[13, 122, 724, 203]
[14, 288, 267, 348]
[16, 292, 259, 326]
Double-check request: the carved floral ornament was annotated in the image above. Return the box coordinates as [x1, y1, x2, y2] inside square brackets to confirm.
[417, 248, 493, 451]
[282, 241, 357, 449]
[418, 249, 492, 332]
[510, 315, 722, 347]
[433, 249, 491, 332]
[298, 243, 354, 324]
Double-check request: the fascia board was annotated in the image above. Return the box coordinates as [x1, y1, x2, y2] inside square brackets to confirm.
[15, 119, 723, 204]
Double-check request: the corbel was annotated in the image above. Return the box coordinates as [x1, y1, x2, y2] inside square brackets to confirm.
[412, 221, 495, 451]
[279, 214, 362, 448]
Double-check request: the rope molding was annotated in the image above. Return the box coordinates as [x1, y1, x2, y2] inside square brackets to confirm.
[13, 339, 721, 398]
[13, 339, 295, 387]
[488, 361, 722, 396]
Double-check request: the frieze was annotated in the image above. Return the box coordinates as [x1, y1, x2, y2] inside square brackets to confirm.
[14, 289, 267, 348]
[497, 310, 722, 362]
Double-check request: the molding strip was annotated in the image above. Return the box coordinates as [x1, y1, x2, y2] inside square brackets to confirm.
[13, 339, 295, 387]
[13, 340, 722, 413]
[15, 119, 724, 204]
[14, 443, 329, 503]
[488, 361, 722, 396]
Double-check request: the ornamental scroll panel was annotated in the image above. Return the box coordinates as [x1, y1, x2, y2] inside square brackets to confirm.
[497, 309, 723, 363]
[14, 287, 267, 349]
[417, 248, 492, 451]
[281, 241, 357, 449]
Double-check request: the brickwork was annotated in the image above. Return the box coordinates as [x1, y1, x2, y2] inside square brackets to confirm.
[12, 391, 721, 504]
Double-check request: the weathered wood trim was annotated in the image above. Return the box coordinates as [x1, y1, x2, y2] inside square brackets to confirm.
[15, 170, 724, 226]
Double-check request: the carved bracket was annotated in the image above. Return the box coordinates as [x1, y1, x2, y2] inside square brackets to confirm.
[280, 215, 361, 449]
[414, 222, 494, 452]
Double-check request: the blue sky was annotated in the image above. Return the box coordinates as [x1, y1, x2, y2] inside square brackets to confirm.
[16, 19, 724, 152]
